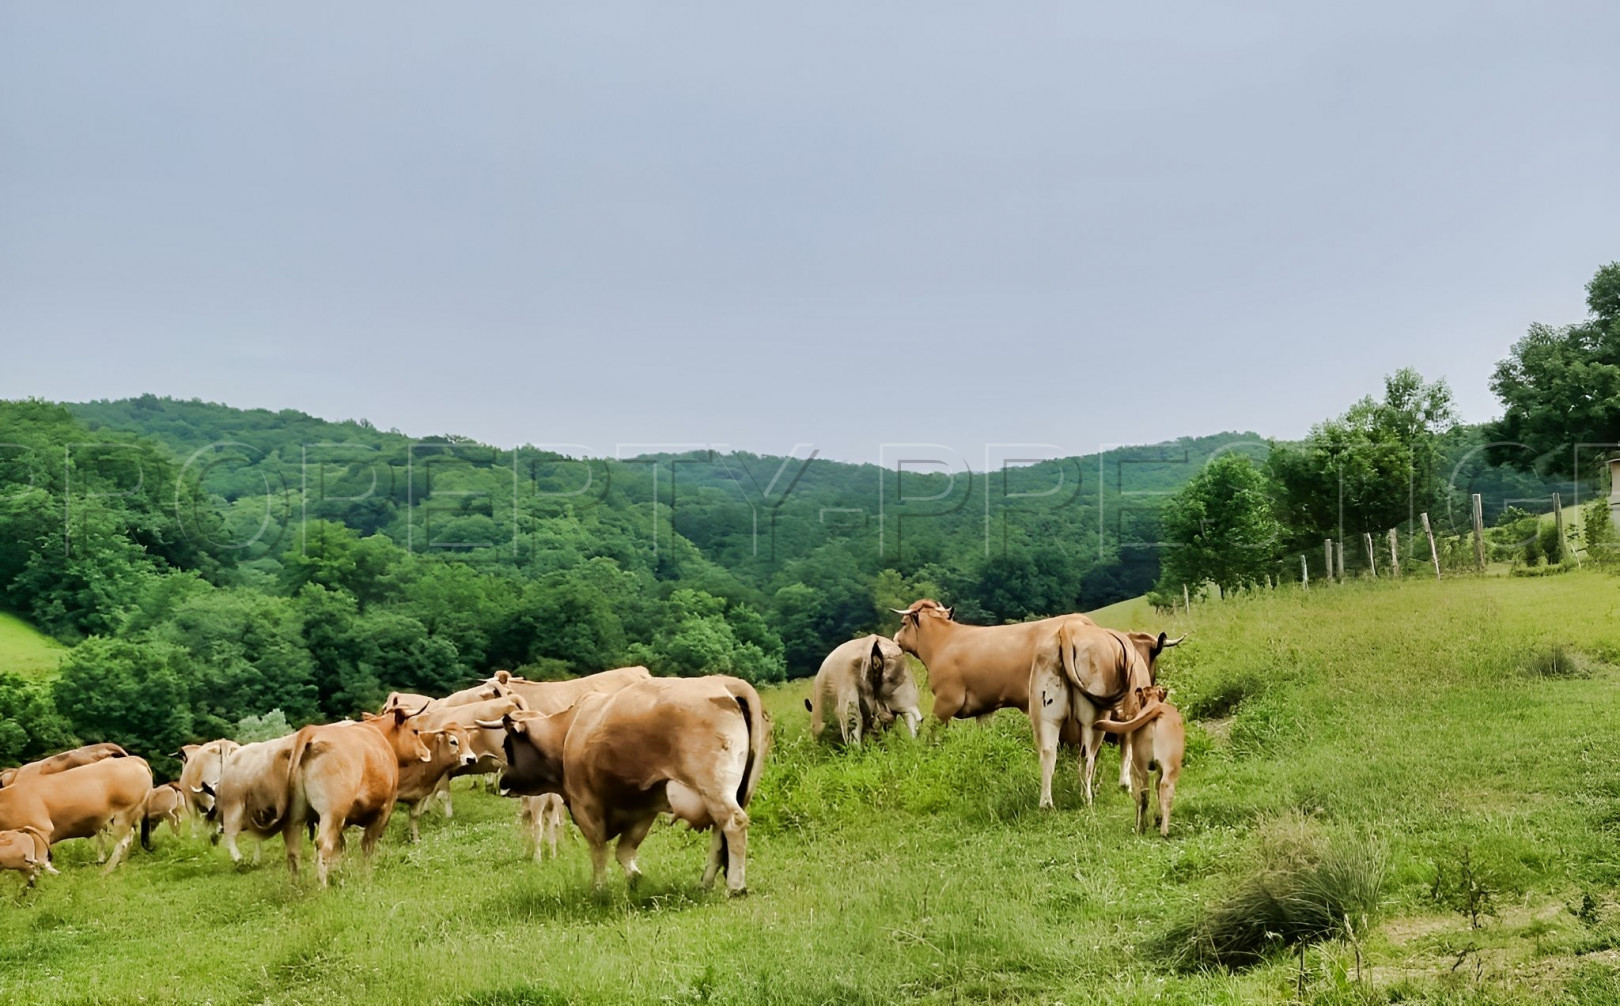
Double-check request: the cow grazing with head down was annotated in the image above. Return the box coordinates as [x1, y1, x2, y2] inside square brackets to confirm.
[484, 675, 769, 894]
[0, 826, 55, 888]
[1027, 622, 1181, 808]
[139, 782, 187, 849]
[276, 708, 433, 885]
[891, 600, 1100, 722]
[0, 756, 153, 874]
[1, 743, 129, 790]
[805, 635, 922, 744]
[176, 739, 240, 840]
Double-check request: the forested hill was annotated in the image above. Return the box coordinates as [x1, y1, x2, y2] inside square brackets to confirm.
[65, 395, 1262, 619]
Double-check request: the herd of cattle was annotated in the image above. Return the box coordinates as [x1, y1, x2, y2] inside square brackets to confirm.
[0, 599, 1185, 895]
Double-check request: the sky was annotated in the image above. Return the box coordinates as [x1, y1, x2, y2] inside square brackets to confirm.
[2, 2, 1617, 466]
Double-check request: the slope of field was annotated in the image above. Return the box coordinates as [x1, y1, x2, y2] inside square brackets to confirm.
[4, 574, 1620, 1004]
[0, 610, 67, 679]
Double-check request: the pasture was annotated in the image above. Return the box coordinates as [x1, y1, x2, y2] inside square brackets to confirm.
[4, 574, 1620, 1004]
[0, 610, 67, 680]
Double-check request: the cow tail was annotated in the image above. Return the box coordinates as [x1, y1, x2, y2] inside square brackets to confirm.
[259, 728, 310, 832]
[1091, 701, 1167, 735]
[728, 682, 769, 810]
[1057, 623, 1082, 691]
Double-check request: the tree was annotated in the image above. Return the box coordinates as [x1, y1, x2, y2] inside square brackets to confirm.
[1486, 263, 1620, 477]
[1270, 369, 1457, 551]
[1156, 454, 1286, 598]
[53, 637, 194, 774]
[0, 673, 75, 765]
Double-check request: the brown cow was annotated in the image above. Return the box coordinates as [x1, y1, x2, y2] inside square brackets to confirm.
[0, 826, 56, 888]
[486, 675, 769, 894]
[805, 635, 922, 744]
[484, 666, 652, 714]
[277, 708, 433, 885]
[176, 739, 241, 839]
[2, 743, 129, 789]
[891, 600, 1099, 721]
[379, 677, 514, 714]
[394, 724, 478, 842]
[217, 733, 300, 866]
[1027, 622, 1166, 809]
[0, 756, 152, 873]
[140, 782, 187, 849]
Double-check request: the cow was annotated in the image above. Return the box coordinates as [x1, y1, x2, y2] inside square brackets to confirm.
[379, 677, 515, 714]
[519, 793, 567, 862]
[483, 675, 769, 894]
[0, 756, 153, 874]
[1093, 684, 1185, 836]
[217, 733, 301, 866]
[276, 708, 433, 885]
[891, 600, 1100, 721]
[140, 782, 188, 849]
[415, 694, 531, 815]
[1028, 622, 1171, 809]
[394, 724, 478, 842]
[805, 635, 922, 744]
[1, 743, 129, 789]
[176, 739, 241, 840]
[0, 826, 55, 888]
[483, 665, 652, 715]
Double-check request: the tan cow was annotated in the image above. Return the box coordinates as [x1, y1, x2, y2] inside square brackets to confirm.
[217, 733, 301, 866]
[805, 635, 922, 744]
[484, 666, 652, 714]
[1, 743, 129, 789]
[0, 826, 56, 888]
[485, 675, 769, 894]
[416, 694, 532, 815]
[1028, 622, 1168, 809]
[394, 724, 478, 842]
[277, 708, 433, 885]
[140, 782, 187, 849]
[518, 793, 567, 862]
[891, 600, 1100, 721]
[176, 739, 241, 839]
[380, 677, 515, 714]
[1094, 685, 1185, 836]
[0, 756, 152, 874]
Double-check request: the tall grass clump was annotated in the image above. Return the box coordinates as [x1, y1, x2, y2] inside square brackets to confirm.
[1153, 816, 1388, 971]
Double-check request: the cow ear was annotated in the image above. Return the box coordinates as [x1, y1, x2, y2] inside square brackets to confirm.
[393, 707, 409, 726]
[496, 670, 511, 684]
[942, 607, 954, 620]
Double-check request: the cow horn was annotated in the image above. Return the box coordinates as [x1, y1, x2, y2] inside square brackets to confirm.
[189, 785, 206, 793]
[410, 701, 432, 717]
[890, 608, 911, 614]
[474, 719, 505, 730]
[1162, 634, 1187, 647]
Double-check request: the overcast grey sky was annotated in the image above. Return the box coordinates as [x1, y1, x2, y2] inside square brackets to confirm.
[3, 2, 1616, 464]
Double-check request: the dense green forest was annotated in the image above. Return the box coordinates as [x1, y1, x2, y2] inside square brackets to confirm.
[1, 260, 1612, 771]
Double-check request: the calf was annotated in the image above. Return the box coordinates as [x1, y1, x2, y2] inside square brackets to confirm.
[394, 725, 478, 842]
[1094, 685, 1185, 837]
[485, 675, 769, 894]
[518, 793, 567, 862]
[0, 827, 55, 888]
[0, 756, 152, 874]
[140, 782, 187, 849]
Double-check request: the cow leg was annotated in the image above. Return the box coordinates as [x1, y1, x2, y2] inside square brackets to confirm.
[100, 810, 139, 875]
[700, 830, 726, 888]
[432, 777, 453, 819]
[1118, 732, 1134, 792]
[614, 816, 655, 888]
[315, 819, 347, 888]
[720, 809, 749, 895]
[1077, 704, 1102, 807]
[1158, 764, 1179, 838]
[1029, 666, 1068, 810]
[587, 840, 610, 889]
[407, 801, 424, 843]
[282, 819, 303, 878]
[1130, 736, 1153, 835]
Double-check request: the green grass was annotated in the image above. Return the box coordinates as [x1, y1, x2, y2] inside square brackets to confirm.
[5, 574, 1620, 1003]
[0, 610, 67, 679]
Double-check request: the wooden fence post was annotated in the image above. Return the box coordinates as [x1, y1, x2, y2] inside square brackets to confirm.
[1301, 554, 1308, 589]
[1324, 539, 1333, 583]
[1387, 528, 1400, 577]
[1335, 539, 1345, 580]
[1553, 492, 1565, 564]
[1364, 532, 1377, 578]
[1420, 512, 1440, 578]
[1471, 493, 1486, 570]
[1183, 583, 1190, 612]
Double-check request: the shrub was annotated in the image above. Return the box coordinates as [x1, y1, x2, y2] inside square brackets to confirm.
[1153, 818, 1387, 970]
[1430, 846, 1497, 929]
[1524, 642, 1591, 679]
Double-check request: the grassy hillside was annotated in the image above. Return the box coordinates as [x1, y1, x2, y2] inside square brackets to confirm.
[4, 574, 1620, 1004]
[0, 611, 67, 679]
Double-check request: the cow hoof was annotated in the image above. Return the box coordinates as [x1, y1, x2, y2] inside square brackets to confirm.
[725, 886, 748, 899]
